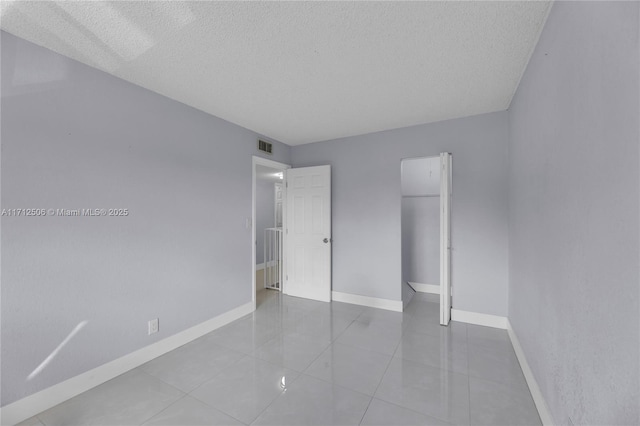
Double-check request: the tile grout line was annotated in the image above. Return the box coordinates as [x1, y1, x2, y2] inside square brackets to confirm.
[135, 393, 191, 426]
[377, 339, 459, 425]
[243, 365, 296, 425]
[110, 369, 188, 426]
[263, 301, 366, 390]
[188, 354, 297, 426]
[297, 301, 373, 425]
[185, 354, 253, 399]
[358, 319, 405, 425]
[365, 397, 453, 425]
[32, 292, 536, 425]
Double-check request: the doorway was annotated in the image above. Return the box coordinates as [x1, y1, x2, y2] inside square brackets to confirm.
[252, 157, 290, 309]
[400, 153, 452, 325]
[252, 157, 333, 310]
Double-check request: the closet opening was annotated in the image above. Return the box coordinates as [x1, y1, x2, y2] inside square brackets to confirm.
[401, 153, 452, 325]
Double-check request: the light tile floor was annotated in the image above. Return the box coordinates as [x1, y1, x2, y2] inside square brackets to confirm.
[20, 291, 541, 426]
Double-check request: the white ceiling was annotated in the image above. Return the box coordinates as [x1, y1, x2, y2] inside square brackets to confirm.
[0, 1, 551, 145]
[256, 165, 284, 183]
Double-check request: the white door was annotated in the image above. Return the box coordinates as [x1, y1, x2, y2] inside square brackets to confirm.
[440, 153, 452, 325]
[284, 165, 331, 302]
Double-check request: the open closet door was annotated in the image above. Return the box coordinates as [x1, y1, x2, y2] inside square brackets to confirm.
[284, 165, 332, 302]
[440, 153, 452, 325]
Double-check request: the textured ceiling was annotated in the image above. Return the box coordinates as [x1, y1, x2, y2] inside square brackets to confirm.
[0, 1, 551, 145]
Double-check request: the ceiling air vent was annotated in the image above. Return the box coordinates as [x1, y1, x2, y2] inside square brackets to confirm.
[258, 139, 273, 155]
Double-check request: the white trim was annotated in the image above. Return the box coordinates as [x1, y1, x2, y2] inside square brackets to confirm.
[332, 291, 403, 312]
[402, 282, 416, 309]
[266, 260, 277, 268]
[507, 319, 555, 426]
[0, 302, 253, 426]
[448, 311, 553, 424]
[451, 309, 507, 329]
[407, 282, 439, 294]
[439, 152, 452, 326]
[255, 263, 265, 271]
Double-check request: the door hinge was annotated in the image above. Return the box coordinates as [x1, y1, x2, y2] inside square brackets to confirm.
[286, 275, 289, 280]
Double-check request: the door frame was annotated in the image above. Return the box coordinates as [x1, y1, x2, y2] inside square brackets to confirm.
[252, 156, 291, 310]
[399, 153, 452, 324]
[439, 152, 452, 325]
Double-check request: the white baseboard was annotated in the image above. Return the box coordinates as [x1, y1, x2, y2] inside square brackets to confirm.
[451, 309, 507, 329]
[332, 291, 403, 312]
[449, 311, 552, 424]
[255, 263, 265, 271]
[407, 282, 439, 294]
[507, 319, 554, 426]
[402, 282, 416, 309]
[0, 302, 253, 426]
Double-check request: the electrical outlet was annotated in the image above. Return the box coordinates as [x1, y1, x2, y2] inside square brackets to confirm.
[148, 318, 159, 335]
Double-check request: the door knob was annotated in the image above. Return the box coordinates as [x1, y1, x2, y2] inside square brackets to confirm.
[323, 238, 331, 243]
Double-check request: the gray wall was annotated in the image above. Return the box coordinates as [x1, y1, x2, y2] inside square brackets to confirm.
[1, 32, 291, 406]
[291, 111, 509, 315]
[401, 157, 440, 286]
[256, 179, 275, 265]
[401, 156, 440, 197]
[401, 197, 440, 285]
[508, 2, 639, 425]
